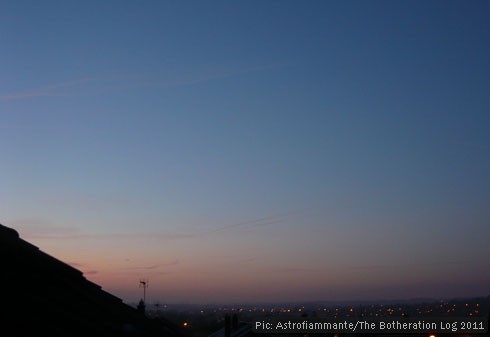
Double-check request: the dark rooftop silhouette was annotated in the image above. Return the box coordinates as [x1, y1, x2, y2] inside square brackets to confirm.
[0, 223, 184, 337]
[208, 314, 257, 337]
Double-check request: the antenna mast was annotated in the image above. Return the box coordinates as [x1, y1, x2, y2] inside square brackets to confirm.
[139, 278, 149, 303]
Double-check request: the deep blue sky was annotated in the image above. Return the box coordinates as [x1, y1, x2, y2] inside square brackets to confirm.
[1, 1, 490, 303]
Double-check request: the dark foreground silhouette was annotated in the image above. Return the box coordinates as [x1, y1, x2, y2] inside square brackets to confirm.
[0, 223, 184, 337]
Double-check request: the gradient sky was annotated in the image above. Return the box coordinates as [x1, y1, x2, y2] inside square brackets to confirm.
[2, 0, 490, 304]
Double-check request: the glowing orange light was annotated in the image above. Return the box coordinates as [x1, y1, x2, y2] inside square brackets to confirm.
[429, 334, 436, 337]
[183, 322, 188, 327]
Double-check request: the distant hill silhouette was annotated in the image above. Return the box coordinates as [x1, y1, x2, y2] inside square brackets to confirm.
[0, 223, 184, 337]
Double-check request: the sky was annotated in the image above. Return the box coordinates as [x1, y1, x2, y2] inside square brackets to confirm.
[1, 0, 490, 304]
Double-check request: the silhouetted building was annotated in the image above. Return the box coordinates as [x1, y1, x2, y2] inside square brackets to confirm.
[208, 314, 275, 337]
[138, 299, 147, 314]
[0, 223, 184, 337]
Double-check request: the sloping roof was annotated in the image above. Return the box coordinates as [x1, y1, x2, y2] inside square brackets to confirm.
[0, 223, 183, 337]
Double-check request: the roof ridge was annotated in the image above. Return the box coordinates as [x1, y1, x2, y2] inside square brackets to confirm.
[0, 223, 20, 239]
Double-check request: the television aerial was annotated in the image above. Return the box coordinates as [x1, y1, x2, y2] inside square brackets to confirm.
[139, 278, 149, 303]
